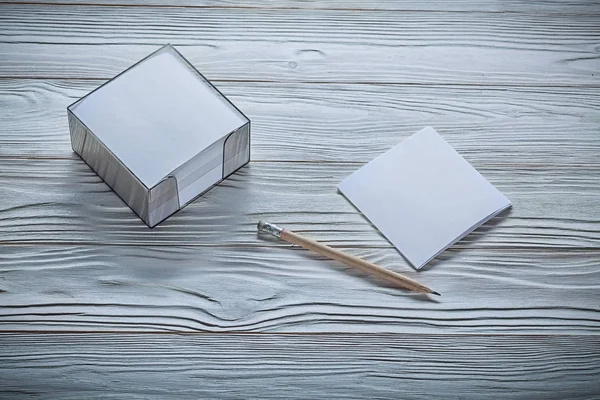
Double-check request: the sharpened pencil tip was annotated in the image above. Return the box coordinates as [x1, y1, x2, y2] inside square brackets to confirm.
[431, 291, 441, 296]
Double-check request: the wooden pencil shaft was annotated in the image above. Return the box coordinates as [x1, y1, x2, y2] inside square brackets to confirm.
[280, 229, 432, 294]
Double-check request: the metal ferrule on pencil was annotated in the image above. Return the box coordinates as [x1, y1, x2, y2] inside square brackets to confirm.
[257, 220, 283, 238]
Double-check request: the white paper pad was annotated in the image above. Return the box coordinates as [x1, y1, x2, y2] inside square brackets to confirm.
[338, 127, 512, 269]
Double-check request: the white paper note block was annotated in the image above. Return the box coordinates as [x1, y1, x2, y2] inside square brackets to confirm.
[68, 44, 250, 227]
[338, 127, 511, 269]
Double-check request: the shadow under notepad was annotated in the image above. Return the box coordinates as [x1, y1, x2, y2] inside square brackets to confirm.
[419, 206, 513, 272]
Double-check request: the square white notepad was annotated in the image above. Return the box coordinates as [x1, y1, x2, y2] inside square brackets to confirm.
[338, 127, 511, 269]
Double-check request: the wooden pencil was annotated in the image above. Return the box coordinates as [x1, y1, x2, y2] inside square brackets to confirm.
[257, 221, 440, 296]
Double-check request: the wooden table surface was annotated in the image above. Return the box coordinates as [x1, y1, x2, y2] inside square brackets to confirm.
[1, 1, 599, 398]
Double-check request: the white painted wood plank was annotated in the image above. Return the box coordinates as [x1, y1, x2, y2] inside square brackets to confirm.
[3, 42, 598, 86]
[1, 334, 599, 399]
[1, 79, 599, 164]
[0, 7, 598, 85]
[0, 159, 598, 248]
[2, 0, 598, 12]
[0, 245, 598, 333]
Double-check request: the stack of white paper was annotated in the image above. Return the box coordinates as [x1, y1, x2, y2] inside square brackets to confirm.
[338, 127, 511, 269]
[68, 45, 250, 227]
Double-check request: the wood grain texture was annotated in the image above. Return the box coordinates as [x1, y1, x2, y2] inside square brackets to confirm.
[0, 6, 598, 85]
[1, 0, 599, 396]
[1, 334, 599, 399]
[2, 0, 599, 13]
[1, 79, 600, 163]
[279, 227, 437, 294]
[1, 158, 599, 248]
[0, 245, 598, 333]
[3, 42, 599, 86]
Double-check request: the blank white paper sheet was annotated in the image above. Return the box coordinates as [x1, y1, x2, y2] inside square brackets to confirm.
[338, 127, 511, 269]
